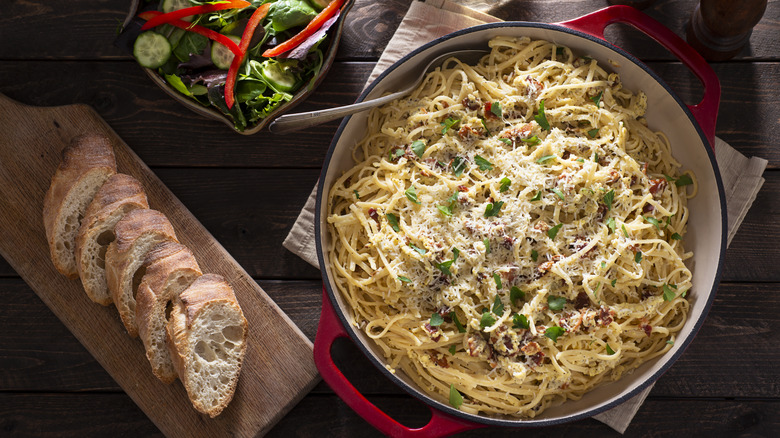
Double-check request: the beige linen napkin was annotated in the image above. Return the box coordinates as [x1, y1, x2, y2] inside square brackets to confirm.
[283, 0, 768, 433]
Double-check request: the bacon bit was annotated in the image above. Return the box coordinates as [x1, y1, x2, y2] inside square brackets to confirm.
[538, 260, 554, 275]
[484, 102, 496, 119]
[574, 291, 590, 309]
[429, 351, 449, 368]
[560, 311, 583, 332]
[502, 236, 515, 249]
[596, 204, 608, 222]
[627, 244, 639, 252]
[562, 150, 571, 160]
[631, 175, 638, 186]
[649, 178, 667, 196]
[344, 176, 352, 187]
[642, 203, 655, 213]
[462, 97, 480, 111]
[368, 208, 379, 223]
[423, 323, 442, 342]
[529, 351, 545, 366]
[466, 334, 485, 357]
[525, 76, 544, 100]
[642, 162, 649, 175]
[551, 254, 563, 262]
[598, 306, 616, 326]
[457, 185, 469, 192]
[560, 382, 570, 390]
[607, 169, 621, 184]
[640, 318, 652, 337]
[534, 221, 550, 232]
[521, 341, 541, 356]
[458, 125, 478, 141]
[476, 272, 488, 282]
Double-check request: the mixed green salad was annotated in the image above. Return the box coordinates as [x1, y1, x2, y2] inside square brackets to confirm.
[127, 0, 345, 131]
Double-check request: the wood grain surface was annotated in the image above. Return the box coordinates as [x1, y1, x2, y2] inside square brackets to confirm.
[0, 0, 778, 436]
[0, 94, 319, 437]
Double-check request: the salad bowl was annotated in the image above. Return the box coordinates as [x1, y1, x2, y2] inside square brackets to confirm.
[120, 0, 355, 135]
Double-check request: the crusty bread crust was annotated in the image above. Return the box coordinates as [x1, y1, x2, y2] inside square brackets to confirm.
[75, 174, 149, 305]
[136, 241, 201, 383]
[166, 274, 247, 417]
[43, 133, 117, 278]
[105, 209, 178, 337]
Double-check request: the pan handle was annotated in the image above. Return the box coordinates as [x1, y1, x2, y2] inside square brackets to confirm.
[557, 5, 720, 150]
[314, 287, 484, 437]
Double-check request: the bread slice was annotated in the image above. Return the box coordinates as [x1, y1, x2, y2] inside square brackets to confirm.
[105, 209, 178, 337]
[166, 274, 247, 417]
[75, 174, 149, 305]
[136, 241, 202, 383]
[43, 133, 117, 278]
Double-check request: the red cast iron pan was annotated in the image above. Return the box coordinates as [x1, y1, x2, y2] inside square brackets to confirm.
[313, 5, 725, 436]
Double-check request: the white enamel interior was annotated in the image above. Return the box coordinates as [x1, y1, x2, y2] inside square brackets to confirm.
[317, 24, 725, 425]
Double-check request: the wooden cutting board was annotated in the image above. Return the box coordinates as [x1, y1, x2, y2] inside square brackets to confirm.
[0, 93, 320, 437]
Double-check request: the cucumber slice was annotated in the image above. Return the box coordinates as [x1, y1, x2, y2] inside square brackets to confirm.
[162, 0, 193, 22]
[211, 35, 241, 70]
[260, 61, 299, 93]
[134, 31, 172, 69]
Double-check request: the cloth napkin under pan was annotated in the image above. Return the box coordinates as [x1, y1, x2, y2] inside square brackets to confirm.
[283, 0, 768, 432]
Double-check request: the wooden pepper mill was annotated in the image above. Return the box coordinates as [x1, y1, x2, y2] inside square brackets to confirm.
[687, 0, 768, 61]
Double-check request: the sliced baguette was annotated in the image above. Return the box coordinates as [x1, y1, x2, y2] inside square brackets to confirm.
[43, 133, 117, 278]
[105, 209, 178, 337]
[166, 274, 247, 418]
[136, 241, 202, 383]
[75, 174, 149, 305]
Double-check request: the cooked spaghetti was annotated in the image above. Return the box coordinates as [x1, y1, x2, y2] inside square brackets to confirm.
[326, 36, 695, 417]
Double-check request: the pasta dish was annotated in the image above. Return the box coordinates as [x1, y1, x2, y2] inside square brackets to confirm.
[325, 36, 695, 417]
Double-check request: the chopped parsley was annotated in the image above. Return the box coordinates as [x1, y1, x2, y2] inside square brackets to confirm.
[409, 243, 427, 254]
[388, 147, 404, 161]
[635, 251, 642, 263]
[437, 260, 454, 276]
[490, 101, 502, 118]
[354, 190, 360, 199]
[644, 215, 661, 231]
[484, 201, 504, 218]
[675, 174, 693, 187]
[492, 295, 504, 314]
[437, 205, 453, 217]
[513, 313, 530, 330]
[386, 213, 400, 232]
[493, 273, 503, 290]
[587, 128, 599, 138]
[530, 191, 542, 201]
[622, 224, 629, 238]
[480, 118, 490, 135]
[450, 311, 466, 333]
[556, 46, 565, 56]
[577, 158, 585, 163]
[398, 275, 411, 283]
[536, 154, 556, 164]
[666, 340, 674, 346]
[410, 140, 426, 158]
[522, 135, 541, 146]
[548, 223, 563, 239]
[531, 249, 538, 261]
[605, 343, 615, 355]
[480, 310, 496, 328]
[498, 137, 512, 145]
[441, 117, 460, 134]
[475, 155, 493, 171]
[430, 313, 444, 327]
[535, 99, 550, 130]
[662, 283, 676, 301]
[671, 233, 682, 240]
[544, 326, 565, 342]
[452, 247, 460, 262]
[484, 238, 490, 254]
[405, 185, 420, 204]
[603, 189, 615, 210]
[499, 177, 511, 192]
[510, 286, 525, 304]
[551, 188, 565, 200]
[601, 261, 607, 269]
[611, 278, 617, 287]
[449, 384, 463, 409]
[606, 217, 616, 233]
[449, 344, 457, 355]
[547, 295, 567, 311]
[592, 90, 603, 107]
[593, 152, 599, 163]
[438, 192, 457, 217]
[452, 156, 466, 177]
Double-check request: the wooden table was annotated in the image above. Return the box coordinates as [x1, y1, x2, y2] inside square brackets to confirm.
[1, 0, 778, 436]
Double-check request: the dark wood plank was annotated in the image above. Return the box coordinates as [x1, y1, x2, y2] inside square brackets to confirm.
[1, 0, 777, 62]
[3, 278, 778, 398]
[0, 392, 777, 437]
[1, 168, 778, 280]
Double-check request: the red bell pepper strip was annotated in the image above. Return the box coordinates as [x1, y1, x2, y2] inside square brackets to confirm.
[262, 0, 344, 58]
[225, 3, 271, 109]
[140, 1, 251, 31]
[136, 10, 242, 57]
